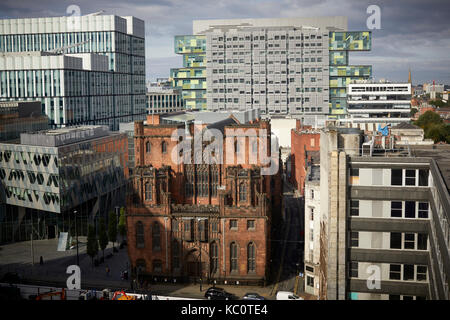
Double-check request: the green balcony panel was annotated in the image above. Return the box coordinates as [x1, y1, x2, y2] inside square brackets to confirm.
[174, 35, 206, 54]
[329, 65, 372, 77]
[329, 51, 348, 66]
[329, 31, 371, 51]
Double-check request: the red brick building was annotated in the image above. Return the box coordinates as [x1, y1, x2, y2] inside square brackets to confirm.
[126, 114, 282, 285]
[290, 120, 320, 195]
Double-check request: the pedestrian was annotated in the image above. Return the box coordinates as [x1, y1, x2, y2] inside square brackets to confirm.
[106, 266, 110, 277]
[39, 256, 44, 265]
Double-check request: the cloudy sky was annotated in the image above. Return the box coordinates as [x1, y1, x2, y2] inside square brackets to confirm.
[1, 0, 449, 84]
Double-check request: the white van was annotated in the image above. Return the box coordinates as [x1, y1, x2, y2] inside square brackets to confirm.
[276, 291, 304, 300]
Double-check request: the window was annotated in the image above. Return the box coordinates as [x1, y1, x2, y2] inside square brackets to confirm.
[349, 262, 358, 278]
[389, 264, 401, 280]
[239, 183, 247, 202]
[391, 201, 402, 217]
[152, 223, 161, 251]
[419, 169, 429, 186]
[404, 233, 415, 249]
[311, 189, 314, 199]
[418, 203, 429, 218]
[136, 259, 146, 273]
[307, 276, 314, 287]
[230, 219, 238, 230]
[350, 200, 359, 216]
[172, 240, 180, 269]
[350, 232, 359, 247]
[350, 168, 359, 177]
[153, 260, 162, 273]
[136, 221, 145, 248]
[230, 242, 238, 272]
[145, 182, 152, 201]
[210, 242, 218, 274]
[389, 295, 400, 300]
[391, 169, 403, 186]
[417, 234, 428, 250]
[405, 170, 416, 186]
[310, 208, 314, 221]
[247, 243, 256, 273]
[403, 264, 414, 280]
[390, 232, 402, 249]
[416, 266, 427, 281]
[405, 201, 415, 218]
[146, 141, 151, 153]
[161, 141, 167, 154]
[247, 220, 255, 230]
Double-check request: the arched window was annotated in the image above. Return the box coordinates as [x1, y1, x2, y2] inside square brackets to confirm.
[230, 242, 238, 272]
[146, 141, 151, 153]
[239, 183, 247, 202]
[161, 141, 167, 154]
[152, 222, 161, 251]
[145, 182, 152, 201]
[172, 240, 180, 270]
[136, 221, 144, 248]
[136, 259, 146, 273]
[210, 242, 218, 274]
[247, 242, 256, 273]
[153, 260, 162, 273]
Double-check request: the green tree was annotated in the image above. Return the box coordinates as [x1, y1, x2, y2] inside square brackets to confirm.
[118, 207, 127, 243]
[410, 107, 418, 117]
[86, 224, 99, 267]
[98, 218, 108, 260]
[415, 110, 442, 131]
[108, 211, 118, 250]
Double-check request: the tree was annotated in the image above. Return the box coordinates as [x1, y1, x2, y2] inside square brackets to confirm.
[118, 207, 127, 243]
[410, 107, 418, 117]
[98, 218, 108, 260]
[415, 110, 450, 144]
[108, 211, 118, 250]
[86, 224, 99, 267]
[415, 110, 442, 131]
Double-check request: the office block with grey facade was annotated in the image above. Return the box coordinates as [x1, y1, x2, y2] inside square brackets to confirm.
[191, 17, 371, 126]
[0, 126, 128, 243]
[317, 127, 450, 300]
[0, 14, 146, 130]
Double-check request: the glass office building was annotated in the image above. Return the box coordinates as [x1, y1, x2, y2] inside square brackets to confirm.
[0, 14, 146, 130]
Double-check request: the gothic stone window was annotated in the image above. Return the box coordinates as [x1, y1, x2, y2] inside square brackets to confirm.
[230, 242, 238, 272]
[172, 240, 180, 270]
[239, 182, 247, 202]
[210, 241, 218, 275]
[136, 221, 145, 248]
[146, 141, 151, 153]
[161, 141, 167, 154]
[247, 242, 256, 273]
[152, 222, 161, 251]
[145, 182, 152, 201]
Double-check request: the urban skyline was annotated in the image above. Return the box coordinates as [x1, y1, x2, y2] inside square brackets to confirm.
[0, 0, 449, 84]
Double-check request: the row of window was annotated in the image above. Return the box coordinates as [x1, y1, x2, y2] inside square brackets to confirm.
[349, 262, 427, 282]
[135, 241, 257, 274]
[350, 168, 429, 187]
[349, 200, 430, 219]
[349, 232, 428, 251]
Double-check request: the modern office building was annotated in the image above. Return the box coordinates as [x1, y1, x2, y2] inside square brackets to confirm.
[126, 112, 282, 285]
[316, 126, 450, 300]
[170, 35, 207, 110]
[186, 17, 371, 125]
[147, 88, 184, 115]
[0, 125, 128, 243]
[0, 14, 146, 130]
[0, 100, 49, 141]
[339, 81, 412, 131]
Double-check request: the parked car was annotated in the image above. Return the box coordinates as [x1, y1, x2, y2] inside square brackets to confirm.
[0, 272, 21, 284]
[204, 287, 236, 300]
[241, 293, 266, 300]
[276, 291, 303, 300]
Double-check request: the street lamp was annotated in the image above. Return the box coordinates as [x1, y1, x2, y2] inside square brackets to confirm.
[74, 210, 79, 266]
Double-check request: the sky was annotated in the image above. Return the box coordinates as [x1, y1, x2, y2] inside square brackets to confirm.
[1, 0, 449, 85]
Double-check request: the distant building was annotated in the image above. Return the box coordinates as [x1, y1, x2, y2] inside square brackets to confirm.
[339, 81, 411, 132]
[147, 89, 185, 115]
[0, 100, 49, 141]
[0, 126, 128, 243]
[290, 120, 320, 195]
